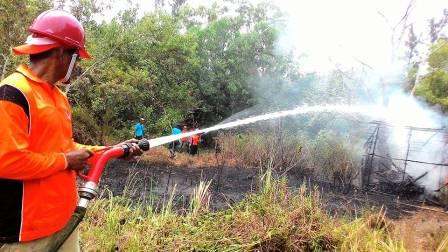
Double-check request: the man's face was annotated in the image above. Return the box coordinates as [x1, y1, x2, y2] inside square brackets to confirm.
[59, 48, 79, 83]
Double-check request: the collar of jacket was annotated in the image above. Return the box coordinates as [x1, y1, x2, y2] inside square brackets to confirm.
[16, 64, 46, 84]
[16, 64, 58, 92]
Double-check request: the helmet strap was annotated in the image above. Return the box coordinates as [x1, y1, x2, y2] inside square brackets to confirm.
[61, 53, 78, 84]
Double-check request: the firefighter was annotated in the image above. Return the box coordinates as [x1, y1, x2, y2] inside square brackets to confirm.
[189, 130, 201, 156]
[180, 125, 190, 152]
[0, 10, 142, 251]
[169, 124, 182, 158]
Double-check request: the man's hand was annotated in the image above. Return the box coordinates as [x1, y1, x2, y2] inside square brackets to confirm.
[116, 139, 144, 160]
[65, 149, 93, 170]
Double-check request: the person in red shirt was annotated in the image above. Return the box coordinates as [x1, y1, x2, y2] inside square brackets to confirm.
[189, 129, 201, 156]
[180, 125, 190, 152]
[0, 9, 142, 251]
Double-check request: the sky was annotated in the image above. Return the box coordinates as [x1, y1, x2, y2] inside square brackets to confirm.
[101, 0, 448, 74]
[274, 0, 448, 73]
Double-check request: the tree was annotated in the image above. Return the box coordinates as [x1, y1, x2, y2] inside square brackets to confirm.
[404, 24, 420, 91]
[192, 2, 288, 123]
[68, 10, 201, 142]
[429, 9, 448, 44]
[408, 8, 448, 94]
[0, 1, 298, 143]
[170, 0, 187, 16]
[414, 40, 448, 110]
[0, 0, 52, 75]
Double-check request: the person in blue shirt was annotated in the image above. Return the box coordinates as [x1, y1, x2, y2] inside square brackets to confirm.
[171, 125, 182, 135]
[134, 118, 145, 140]
[169, 124, 182, 158]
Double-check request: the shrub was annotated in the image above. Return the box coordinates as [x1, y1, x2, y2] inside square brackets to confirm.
[217, 130, 361, 189]
[72, 106, 102, 145]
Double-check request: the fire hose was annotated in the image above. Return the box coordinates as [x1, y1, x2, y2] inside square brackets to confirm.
[48, 139, 150, 252]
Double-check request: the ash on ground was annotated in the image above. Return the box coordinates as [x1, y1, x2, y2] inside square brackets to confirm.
[99, 160, 433, 219]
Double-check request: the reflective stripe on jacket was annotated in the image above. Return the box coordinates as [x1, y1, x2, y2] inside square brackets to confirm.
[0, 64, 103, 242]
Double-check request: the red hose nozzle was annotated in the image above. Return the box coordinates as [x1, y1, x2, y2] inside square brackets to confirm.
[78, 139, 150, 184]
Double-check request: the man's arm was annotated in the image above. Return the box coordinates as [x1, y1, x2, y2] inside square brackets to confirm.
[0, 101, 67, 180]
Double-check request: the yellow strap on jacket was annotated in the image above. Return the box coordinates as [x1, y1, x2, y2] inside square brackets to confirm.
[0, 64, 104, 243]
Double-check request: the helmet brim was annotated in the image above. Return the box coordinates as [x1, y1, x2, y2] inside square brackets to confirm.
[12, 43, 91, 59]
[12, 44, 60, 56]
[79, 47, 91, 59]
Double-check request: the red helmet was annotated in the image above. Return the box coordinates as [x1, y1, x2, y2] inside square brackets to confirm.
[28, 9, 91, 59]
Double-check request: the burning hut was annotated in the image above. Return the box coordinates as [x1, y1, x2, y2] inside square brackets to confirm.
[362, 121, 448, 202]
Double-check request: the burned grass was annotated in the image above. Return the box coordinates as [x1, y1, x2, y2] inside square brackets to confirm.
[80, 177, 407, 251]
[85, 132, 448, 251]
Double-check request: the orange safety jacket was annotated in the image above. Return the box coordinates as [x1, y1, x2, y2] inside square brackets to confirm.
[181, 129, 188, 142]
[191, 134, 200, 146]
[0, 65, 104, 243]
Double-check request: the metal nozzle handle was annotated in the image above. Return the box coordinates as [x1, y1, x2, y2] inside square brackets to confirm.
[138, 139, 150, 151]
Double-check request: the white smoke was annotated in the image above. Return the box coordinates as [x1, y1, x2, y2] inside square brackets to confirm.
[273, 0, 448, 74]
[269, 0, 448, 193]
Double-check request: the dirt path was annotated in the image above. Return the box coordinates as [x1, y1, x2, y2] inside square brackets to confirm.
[393, 210, 448, 251]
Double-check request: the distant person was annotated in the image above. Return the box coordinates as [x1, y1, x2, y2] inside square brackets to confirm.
[169, 124, 182, 158]
[134, 118, 145, 140]
[189, 129, 201, 156]
[181, 125, 190, 151]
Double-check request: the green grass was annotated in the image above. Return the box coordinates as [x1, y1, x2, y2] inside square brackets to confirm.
[79, 169, 407, 251]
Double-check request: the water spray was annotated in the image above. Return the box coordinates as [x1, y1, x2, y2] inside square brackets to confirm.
[147, 104, 386, 148]
[50, 105, 362, 250]
[147, 102, 447, 196]
[147, 102, 441, 148]
[47, 102, 447, 250]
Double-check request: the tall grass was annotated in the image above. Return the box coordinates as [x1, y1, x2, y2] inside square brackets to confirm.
[80, 169, 405, 251]
[436, 231, 448, 252]
[189, 180, 212, 217]
[218, 130, 361, 188]
[141, 130, 361, 191]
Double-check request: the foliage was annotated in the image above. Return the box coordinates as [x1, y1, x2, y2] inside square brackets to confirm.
[63, 1, 293, 143]
[0, 0, 52, 77]
[307, 130, 361, 190]
[72, 106, 101, 145]
[218, 131, 302, 175]
[68, 11, 200, 142]
[414, 40, 448, 110]
[0, 0, 296, 144]
[428, 40, 448, 70]
[217, 129, 362, 190]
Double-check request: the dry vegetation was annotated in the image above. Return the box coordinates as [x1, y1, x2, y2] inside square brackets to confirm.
[391, 210, 448, 252]
[81, 131, 448, 251]
[80, 170, 412, 251]
[143, 130, 361, 187]
[218, 130, 361, 188]
[141, 146, 219, 168]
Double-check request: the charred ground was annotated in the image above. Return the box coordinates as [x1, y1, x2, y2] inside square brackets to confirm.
[101, 158, 423, 219]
